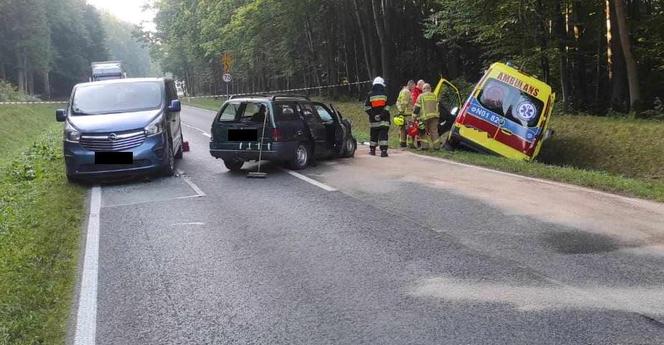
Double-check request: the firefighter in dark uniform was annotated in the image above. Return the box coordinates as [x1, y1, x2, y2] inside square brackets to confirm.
[364, 77, 391, 157]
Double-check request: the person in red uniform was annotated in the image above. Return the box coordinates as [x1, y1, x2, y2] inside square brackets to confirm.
[411, 79, 425, 105]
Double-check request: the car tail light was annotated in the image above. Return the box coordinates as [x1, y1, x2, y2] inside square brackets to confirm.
[272, 128, 282, 142]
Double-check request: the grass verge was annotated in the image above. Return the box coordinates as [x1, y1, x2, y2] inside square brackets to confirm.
[183, 97, 664, 202]
[182, 97, 226, 112]
[0, 105, 86, 344]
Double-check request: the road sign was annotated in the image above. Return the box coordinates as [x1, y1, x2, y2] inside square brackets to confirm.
[222, 53, 233, 73]
[223, 73, 232, 83]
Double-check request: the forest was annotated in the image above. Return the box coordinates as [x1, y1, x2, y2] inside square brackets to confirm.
[0, 0, 155, 99]
[145, 0, 664, 115]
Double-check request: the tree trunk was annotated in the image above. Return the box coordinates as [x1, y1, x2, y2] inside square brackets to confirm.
[16, 48, 26, 94]
[536, 0, 550, 83]
[371, 0, 391, 82]
[608, 0, 628, 111]
[612, 0, 641, 111]
[351, 0, 374, 79]
[555, 0, 571, 112]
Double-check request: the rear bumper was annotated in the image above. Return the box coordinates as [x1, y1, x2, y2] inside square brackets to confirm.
[209, 141, 298, 162]
[64, 133, 168, 178]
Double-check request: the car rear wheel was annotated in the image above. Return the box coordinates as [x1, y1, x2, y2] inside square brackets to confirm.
[223, 159, 244, 171]
[342, 137, 356, 158]
[288, 143, 310, 170]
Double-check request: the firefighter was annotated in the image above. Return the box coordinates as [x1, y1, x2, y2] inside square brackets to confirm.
[396, 80, 415, 148]
[364, 77, 391, 157]
[413, 83, 440, 150]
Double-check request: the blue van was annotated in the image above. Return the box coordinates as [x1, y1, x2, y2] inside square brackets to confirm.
[56, 78, 184, 182]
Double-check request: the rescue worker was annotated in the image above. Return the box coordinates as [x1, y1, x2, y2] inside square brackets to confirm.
[413, 83, 440, 150]
[411, 80, 425, 105]
[396, 80, 415, 148]
[364, 77, 391, 157]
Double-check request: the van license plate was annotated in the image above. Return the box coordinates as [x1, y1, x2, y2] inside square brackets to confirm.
[95, 152, 133, 164]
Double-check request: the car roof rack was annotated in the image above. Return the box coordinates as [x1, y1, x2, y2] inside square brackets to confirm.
[271, 94, 311, 101]
[227, 94, 311, 101]
[229, 94, 270, 100]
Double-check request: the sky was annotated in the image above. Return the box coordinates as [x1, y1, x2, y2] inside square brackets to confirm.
[87, 0, 156, 29]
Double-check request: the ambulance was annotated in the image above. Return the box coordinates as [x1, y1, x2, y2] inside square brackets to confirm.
[443, 62, 555, 161]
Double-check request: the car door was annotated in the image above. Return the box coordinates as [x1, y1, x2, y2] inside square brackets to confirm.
[165, 80, 182, 147]
[313, 102, 344, 156]
[297, 102, 330, 158]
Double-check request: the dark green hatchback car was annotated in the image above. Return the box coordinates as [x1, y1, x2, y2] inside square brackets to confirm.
[209, 95, 356, 171]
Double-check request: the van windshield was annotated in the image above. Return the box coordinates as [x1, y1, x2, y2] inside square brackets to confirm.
[71, 81, 163, 115]
[478, 78, 544, 127]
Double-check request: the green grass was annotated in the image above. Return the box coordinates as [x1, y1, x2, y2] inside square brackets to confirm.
[182, 97, 226, 112]
[0, 105, 86, 344]
[183, 96, 664, 201]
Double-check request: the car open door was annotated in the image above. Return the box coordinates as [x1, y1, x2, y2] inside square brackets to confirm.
[329, 103, 356, 158]
[298, 102, 331, 158]
[313, 103, 345, 157]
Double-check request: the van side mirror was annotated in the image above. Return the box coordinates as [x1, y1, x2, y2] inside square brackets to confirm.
[543, 128, 555, 141]
[56, 109, 67, 122]
[450, 107, 459, 117]
[168, 100, 181, 112]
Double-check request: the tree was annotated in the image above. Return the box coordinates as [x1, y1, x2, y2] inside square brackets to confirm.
[613, 0, 641, 111]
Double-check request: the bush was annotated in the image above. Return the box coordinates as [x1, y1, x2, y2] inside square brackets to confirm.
[0, 80, 40, 102]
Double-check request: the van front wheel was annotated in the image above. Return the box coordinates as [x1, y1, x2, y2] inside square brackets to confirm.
[162, 139, 176, 176]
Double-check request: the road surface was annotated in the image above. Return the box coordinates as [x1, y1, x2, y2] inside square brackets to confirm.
[77, 105, 664, 344]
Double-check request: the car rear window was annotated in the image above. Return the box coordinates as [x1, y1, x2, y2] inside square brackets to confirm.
[218, 102, 241, 121]
[239, 102, 269, 123]
[478, 78, 544, 127]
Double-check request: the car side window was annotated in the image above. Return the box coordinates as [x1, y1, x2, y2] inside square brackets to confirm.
[314, 104, 334, 123]
[299, 103, 317, 120]
[275, 102, 299, 121]
[218, 102, 241, 121]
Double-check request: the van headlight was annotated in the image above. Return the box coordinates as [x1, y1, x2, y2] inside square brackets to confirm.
[145, 116, 164, 136]
[64, 122, 81, 143]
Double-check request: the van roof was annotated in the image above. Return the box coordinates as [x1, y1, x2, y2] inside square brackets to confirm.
[77, 78, 169, 87]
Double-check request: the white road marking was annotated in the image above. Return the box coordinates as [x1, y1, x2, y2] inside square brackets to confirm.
[74, 186, 102, 345]
[182, 122, 212, 138]
[177, 169, 207, 197]
[285, 170, 338, 192]
[170, 222, 206, 226]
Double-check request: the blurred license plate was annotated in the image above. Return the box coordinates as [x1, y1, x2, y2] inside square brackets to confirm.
[95, 152, 133, 164]
[228, 129, 258, 141]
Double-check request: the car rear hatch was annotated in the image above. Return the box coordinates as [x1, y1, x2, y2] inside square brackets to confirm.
[211, 101, 276, 151]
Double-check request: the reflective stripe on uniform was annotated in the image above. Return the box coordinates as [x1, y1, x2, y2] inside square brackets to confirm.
[370, 95, 388, 108]
[378, 140, 389, 146]
[370, 141, 378, 146]
[369, 121, 390, 128]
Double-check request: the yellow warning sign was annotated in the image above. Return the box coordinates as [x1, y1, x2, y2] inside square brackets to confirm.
[222, 53, 233, 73]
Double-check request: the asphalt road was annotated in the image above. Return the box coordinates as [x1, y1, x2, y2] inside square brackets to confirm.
[85, 105, 664, 344]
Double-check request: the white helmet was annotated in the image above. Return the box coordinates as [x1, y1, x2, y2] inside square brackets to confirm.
[373, 76, 385, 86]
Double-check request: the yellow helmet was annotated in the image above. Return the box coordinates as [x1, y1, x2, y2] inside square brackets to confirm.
[393, 115, 405, 126]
